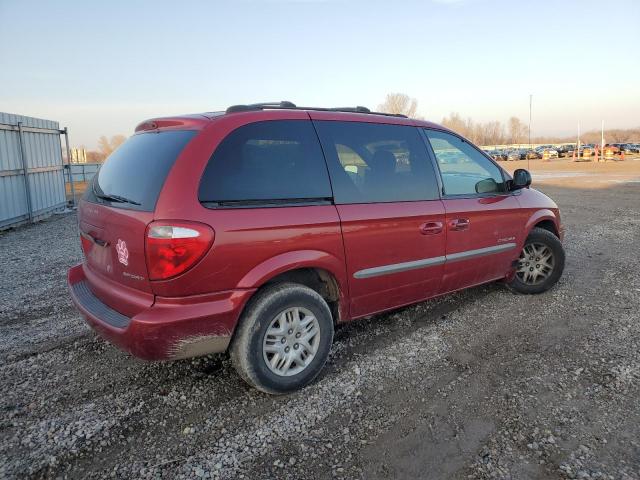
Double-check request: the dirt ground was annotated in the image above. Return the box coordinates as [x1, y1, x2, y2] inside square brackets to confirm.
[1, 159, 639, 479]
[503, 155, 640, 188]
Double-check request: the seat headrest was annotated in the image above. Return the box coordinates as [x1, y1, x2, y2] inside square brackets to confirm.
[368, 150, 397, 176]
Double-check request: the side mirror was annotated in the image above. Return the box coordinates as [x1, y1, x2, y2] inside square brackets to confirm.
[475, 177, 498, 194]
[511, 169, 532, 190]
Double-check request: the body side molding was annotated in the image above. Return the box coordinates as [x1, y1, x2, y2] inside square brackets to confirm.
[353, 243, 517, 279]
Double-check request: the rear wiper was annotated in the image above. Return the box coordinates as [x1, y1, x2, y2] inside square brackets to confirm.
[95, 192, 141, 206]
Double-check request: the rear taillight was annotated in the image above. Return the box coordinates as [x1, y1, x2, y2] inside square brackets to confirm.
[80, 233, 92, 257]
[145, 222, 214, 280]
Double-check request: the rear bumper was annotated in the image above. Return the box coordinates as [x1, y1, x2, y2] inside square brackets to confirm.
[67, 264, 255, 360]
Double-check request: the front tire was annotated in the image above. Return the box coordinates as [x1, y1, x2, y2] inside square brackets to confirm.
[230, 283, 334, 394]
[508, 227, 565, 294]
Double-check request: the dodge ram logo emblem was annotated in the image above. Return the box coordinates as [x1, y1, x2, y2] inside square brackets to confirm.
[116, 239, 129, 266]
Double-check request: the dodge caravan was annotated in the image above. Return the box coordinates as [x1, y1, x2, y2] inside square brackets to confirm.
[68, 102, 565, 393]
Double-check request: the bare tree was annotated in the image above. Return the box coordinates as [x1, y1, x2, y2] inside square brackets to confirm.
[87, 151, 106, 163]
[532, 127, 639, 144]
[481, 121, 506, 146]
[111, 134, 126, 150]
[441, 112, 469, 137]
[378, 93, 419, 117]
[605, 129, 633, 143]
[508, 117, 527, 144]
[427, 109, 638, 146]
[441, 113, 508, 146]
[98, 135, 127, 158]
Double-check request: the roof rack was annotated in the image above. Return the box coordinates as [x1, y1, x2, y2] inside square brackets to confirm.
[224, 101, 408, 118]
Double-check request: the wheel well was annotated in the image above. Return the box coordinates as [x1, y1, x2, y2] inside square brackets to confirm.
[264, 268, 341, 323]
[534, 219, 559, 238]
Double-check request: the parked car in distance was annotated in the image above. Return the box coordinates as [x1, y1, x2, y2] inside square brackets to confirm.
[557, 145, 575, 158]
[483, 149, 495, 160]
[604, 144, 620, 154]
[535, 146, 559, 159]
[520, 148, 541, 160]
[483, 149, 504, 161]
[67, 101, 566, 394]
[506, 149, 521, 161]
[489, 149, 508, 161]
[608, 143, 640, 154]
[581, 145, 594, 157]
[619, 144, 637, 154]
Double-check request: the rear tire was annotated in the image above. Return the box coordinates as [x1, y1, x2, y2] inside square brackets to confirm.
[230, 282, 334, 394]
[508, 227, 565, 294]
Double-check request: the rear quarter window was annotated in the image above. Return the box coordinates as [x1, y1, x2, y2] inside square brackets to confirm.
[198, 120, 332, 207]
[87, 130, 196, 211]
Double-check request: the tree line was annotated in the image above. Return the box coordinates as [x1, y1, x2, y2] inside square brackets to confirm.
[78, 135, 126, 163]
[378, 93, 639, 146]
[78, 95, 638, 162]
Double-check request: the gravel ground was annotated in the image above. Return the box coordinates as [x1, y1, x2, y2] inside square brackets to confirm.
[1, 182, 639, 480]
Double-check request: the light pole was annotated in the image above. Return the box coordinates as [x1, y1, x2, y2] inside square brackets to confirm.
[577, 121, 581, 161]
[601, 120, 605, 163]
[528, 94, 532, 170]
[529, 94, 532, 148]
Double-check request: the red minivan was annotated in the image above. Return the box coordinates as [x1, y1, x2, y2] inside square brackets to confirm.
[68, 102, 565, 394]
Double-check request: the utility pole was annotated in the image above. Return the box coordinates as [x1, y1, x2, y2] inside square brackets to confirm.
[528, 94, 532, 170]
[601, 120, 605, 163]
[528, 94, 532, 148]
[577, 122, 581, 161]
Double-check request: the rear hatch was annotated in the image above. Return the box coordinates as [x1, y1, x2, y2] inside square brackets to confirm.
[79, 129, 197, 309]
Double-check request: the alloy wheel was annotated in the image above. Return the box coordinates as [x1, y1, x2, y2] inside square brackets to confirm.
[516, 242, 555, 285]
[262, 307, 321, 377]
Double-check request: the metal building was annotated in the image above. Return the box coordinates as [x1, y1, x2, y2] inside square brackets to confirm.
[0, 112, 69, 230]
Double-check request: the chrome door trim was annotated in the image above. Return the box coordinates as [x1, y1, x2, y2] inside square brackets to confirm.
[445, 242, 517, 263]
[353, 256, 446, 279]
[352, 243, 517, 279]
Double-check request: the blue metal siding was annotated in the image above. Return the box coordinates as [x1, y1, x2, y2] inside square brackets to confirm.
[0, 112, 67, 230]
[67, 163, 100, 183]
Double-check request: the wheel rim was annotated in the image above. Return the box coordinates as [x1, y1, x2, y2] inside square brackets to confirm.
[262, 307, 321, 377]
[516, 242, 555, 285]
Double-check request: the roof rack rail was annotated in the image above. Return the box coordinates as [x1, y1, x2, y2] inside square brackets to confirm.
[224, 102, 407, 118]
[330, 106, 371, 113]
[226, 101, 296, 114]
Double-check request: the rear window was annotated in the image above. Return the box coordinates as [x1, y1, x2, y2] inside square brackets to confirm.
[198, 120, 332, 207]
[88, 130, 196, 211]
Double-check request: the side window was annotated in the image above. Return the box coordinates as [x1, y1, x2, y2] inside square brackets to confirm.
[198, 120, 332, 205]
[424, 129, 506, 196]
[314, 121, 440, 204]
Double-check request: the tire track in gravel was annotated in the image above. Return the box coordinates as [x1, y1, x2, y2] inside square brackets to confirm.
[56, 299, 460, 479]
[34, 281, 487, 478]
[164, 322, 449, 479]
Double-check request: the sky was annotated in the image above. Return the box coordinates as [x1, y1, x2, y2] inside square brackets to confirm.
[1, 0, 639, 148]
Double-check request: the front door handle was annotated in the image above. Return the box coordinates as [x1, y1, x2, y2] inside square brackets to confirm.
[449, 218, 470, 231]
[420, 221, 444, 235]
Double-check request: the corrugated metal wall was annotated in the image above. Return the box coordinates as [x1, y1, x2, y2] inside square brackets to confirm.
[67, 163, 100, 183]
[0, 112, 67, 230]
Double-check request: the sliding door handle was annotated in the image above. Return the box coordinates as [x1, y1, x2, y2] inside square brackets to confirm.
[419, 221, 444, 235]
[449, 218, 470, 231]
